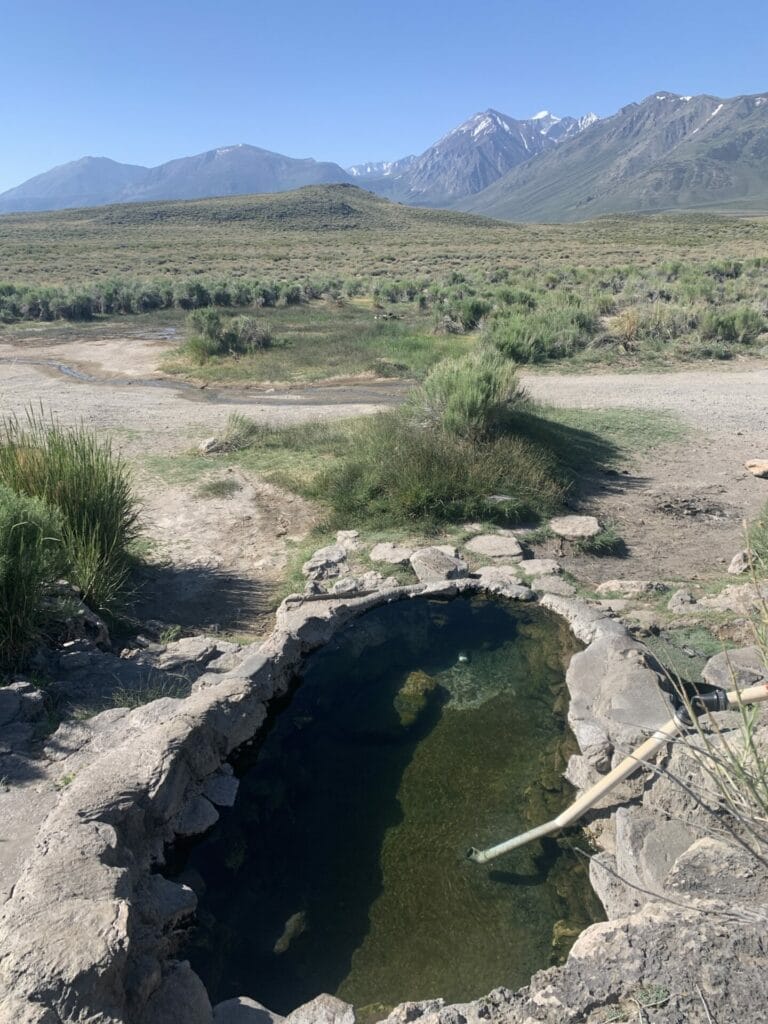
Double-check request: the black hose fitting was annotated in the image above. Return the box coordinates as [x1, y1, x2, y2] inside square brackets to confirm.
[673, 687, 730, 729]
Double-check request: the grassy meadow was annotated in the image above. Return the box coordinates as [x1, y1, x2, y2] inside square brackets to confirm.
[2, 186, 768, 377]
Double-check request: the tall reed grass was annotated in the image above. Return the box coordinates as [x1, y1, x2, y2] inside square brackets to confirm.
[0, 414, 139, 610]
[0, 485, 63, 668]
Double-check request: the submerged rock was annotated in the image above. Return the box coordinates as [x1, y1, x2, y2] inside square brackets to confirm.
[393, 670, 441, 726]
[273, 911, 307, 955]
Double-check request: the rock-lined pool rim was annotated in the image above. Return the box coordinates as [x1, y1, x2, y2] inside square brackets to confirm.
[1, 556, 765, 1024]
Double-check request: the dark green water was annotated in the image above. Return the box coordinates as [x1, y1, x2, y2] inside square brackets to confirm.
[177, 597, 602, 1017]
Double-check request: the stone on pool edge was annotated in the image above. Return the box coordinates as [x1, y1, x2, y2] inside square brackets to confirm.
[549, 515, 600, 540]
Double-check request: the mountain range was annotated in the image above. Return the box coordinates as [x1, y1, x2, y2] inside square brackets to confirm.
[2, 91, 768, 220]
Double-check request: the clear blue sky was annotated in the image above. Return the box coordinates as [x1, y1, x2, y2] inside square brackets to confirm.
[1, 0, 767, 192]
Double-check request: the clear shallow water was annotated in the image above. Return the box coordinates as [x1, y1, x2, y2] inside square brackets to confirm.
[177, 597, 602, 1018]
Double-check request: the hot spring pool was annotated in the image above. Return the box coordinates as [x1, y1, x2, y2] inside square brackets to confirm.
[176, 596, 603, 1018]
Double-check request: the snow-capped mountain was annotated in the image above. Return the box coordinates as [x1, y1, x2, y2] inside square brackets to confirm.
[351, 108, 600, 207]
[456, 91, 768, 221]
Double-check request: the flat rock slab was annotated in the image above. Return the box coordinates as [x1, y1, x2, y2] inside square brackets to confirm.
[464, 533, 523, 560]
[409, 546, 467, 582]
[549, 515, 600, 540]
[369, 542, 414, 565]
[533, 575, 576, 597]
[519, 557, 561, 577]
[745, 459, 768, 478]
[699, 581, 768, 614]
[596, 579, 668, 598]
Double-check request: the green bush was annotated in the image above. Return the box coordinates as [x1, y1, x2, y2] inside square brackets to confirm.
[699, 306, 763, 345]
[0, 485, 63, 668]
[455, 298, 492, 330]
[413, 349, 525, 442]
[313, 411, 566, 528]
[184, 311, 273, 363]
[488, 305, 598, 363]
[0, 415, 139, 610]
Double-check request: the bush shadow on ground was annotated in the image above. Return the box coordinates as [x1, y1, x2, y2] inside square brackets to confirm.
[130, 562, 275, 634]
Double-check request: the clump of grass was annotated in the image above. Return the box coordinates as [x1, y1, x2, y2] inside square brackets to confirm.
[214, 413, 266, 452]
[573, 522, 625, 556]
[311, 352, 578, 529]
[110, 676, 188, 708]
[197, 477, 242, 499]
[0, 412, 139, 611]
[313, 410, 567, 528]
[0, 484, 64, 669]
[747, 502, 768, 575]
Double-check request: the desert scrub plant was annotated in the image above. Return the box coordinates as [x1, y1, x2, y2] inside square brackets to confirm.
[312, 410, 567, 529]
[412, 349, 526, 442]
[0, 413, 139, 611]
[487, 302, 599, 363]
[0, 485, 64, 669]
[184, 310, 273, 364]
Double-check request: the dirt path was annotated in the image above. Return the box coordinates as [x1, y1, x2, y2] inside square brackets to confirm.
[521, 365, 768, 582]
[2, 330, 768, 624]
[0, 335, 404, 636]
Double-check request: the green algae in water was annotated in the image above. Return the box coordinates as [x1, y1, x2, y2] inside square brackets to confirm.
[178, 597, 603, 1015]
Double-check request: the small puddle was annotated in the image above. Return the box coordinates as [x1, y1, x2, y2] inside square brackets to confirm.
[175, 597, 602, 1018]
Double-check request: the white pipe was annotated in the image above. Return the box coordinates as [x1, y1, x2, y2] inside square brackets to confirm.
[467, 681, 768, 864]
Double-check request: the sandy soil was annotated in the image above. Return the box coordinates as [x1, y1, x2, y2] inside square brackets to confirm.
[0, 334, 403, 636]
[2, 330, 768, 630]
[521, 366, 768, 584]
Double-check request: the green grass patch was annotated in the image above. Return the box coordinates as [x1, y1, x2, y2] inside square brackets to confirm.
[0, 413, 139, 612]
[163, 304, 470, 384]
[0, 485, 64, 669]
